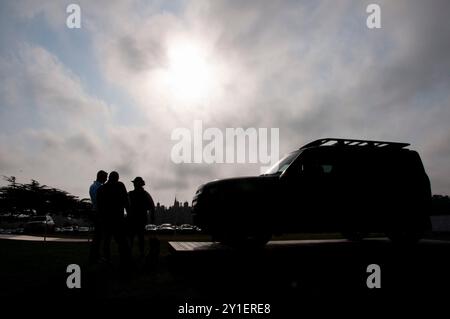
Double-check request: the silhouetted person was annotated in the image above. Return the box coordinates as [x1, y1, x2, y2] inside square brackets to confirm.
[145, 236, 161, 271]
[128, 177, 155, 259]
[88, 170, 107, 264]
[97, 171, 131, 270]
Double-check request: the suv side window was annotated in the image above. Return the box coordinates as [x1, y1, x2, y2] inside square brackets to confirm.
[321, 164, 333, 174]
[299, 153, 334, 177]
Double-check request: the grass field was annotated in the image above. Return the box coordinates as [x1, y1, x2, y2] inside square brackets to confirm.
[0, 232, 351, 299]
[0, 234, 202, 299]
[1, 231, 448, 308]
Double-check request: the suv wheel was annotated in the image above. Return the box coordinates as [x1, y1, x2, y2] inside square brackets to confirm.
[387, 230, 422, 245]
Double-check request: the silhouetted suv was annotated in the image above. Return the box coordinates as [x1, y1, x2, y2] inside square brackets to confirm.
[192, 138, 432, 246]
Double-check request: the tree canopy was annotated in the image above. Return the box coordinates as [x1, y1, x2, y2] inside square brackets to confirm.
[0, 176, 91, 216]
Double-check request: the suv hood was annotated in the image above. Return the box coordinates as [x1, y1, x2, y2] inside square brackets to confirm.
[201, 175, 280, 195]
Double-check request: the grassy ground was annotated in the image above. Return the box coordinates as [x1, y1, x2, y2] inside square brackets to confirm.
[0, 234, 198, 298]
[1, 231, 448, 306]
[0, 232, 347, 298]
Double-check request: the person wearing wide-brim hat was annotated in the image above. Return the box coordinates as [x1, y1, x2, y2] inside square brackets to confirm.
[131, 176, 145, 186]
[128, 176, 155, 259]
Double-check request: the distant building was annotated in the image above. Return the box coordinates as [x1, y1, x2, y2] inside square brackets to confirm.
[154, 197, 192, 225]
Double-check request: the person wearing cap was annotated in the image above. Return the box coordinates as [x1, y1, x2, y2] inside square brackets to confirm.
[128, 176, 156, 259]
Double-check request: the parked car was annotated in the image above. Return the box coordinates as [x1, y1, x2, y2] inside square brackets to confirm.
[178, 224, 196, 234]
[13, 228, 24, 234]
[62, 226, 74, 233]
[0, 228, 12, 234]
[192, 138, 432, 246]
[24, 215, 55, 234]
[145, 224, 157, 232]
[157, 223, 176, 234]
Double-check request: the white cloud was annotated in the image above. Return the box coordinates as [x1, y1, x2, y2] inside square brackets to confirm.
[1, 0, 450, 204]
[0, 43, 113, 197]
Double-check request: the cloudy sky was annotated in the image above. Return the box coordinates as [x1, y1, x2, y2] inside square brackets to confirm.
[0, 0, 449, 205]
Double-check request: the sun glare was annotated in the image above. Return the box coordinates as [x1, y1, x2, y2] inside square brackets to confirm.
[165, 41, 214, 102]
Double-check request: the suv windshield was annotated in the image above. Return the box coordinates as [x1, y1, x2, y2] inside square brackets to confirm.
[263, 150, 301, 175]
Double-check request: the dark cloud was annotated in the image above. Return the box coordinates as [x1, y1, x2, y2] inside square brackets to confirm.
[118, 35, 167, 71]
[66, 134, 99, 156]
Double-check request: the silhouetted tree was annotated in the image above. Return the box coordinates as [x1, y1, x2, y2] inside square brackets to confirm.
[0, 176, 91, 217]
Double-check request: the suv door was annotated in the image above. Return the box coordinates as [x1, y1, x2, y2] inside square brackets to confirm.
[281, 148, 339, 232]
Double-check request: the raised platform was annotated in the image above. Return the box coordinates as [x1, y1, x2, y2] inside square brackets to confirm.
[166, 237, 450, 302]
[168, 237, 450, 253]
[168, 238, 351, 252]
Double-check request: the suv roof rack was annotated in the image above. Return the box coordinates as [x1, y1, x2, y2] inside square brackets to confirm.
[300, 138, 410, 150]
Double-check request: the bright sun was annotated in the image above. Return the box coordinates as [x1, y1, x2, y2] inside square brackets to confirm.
[165, 40, 214, 102]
